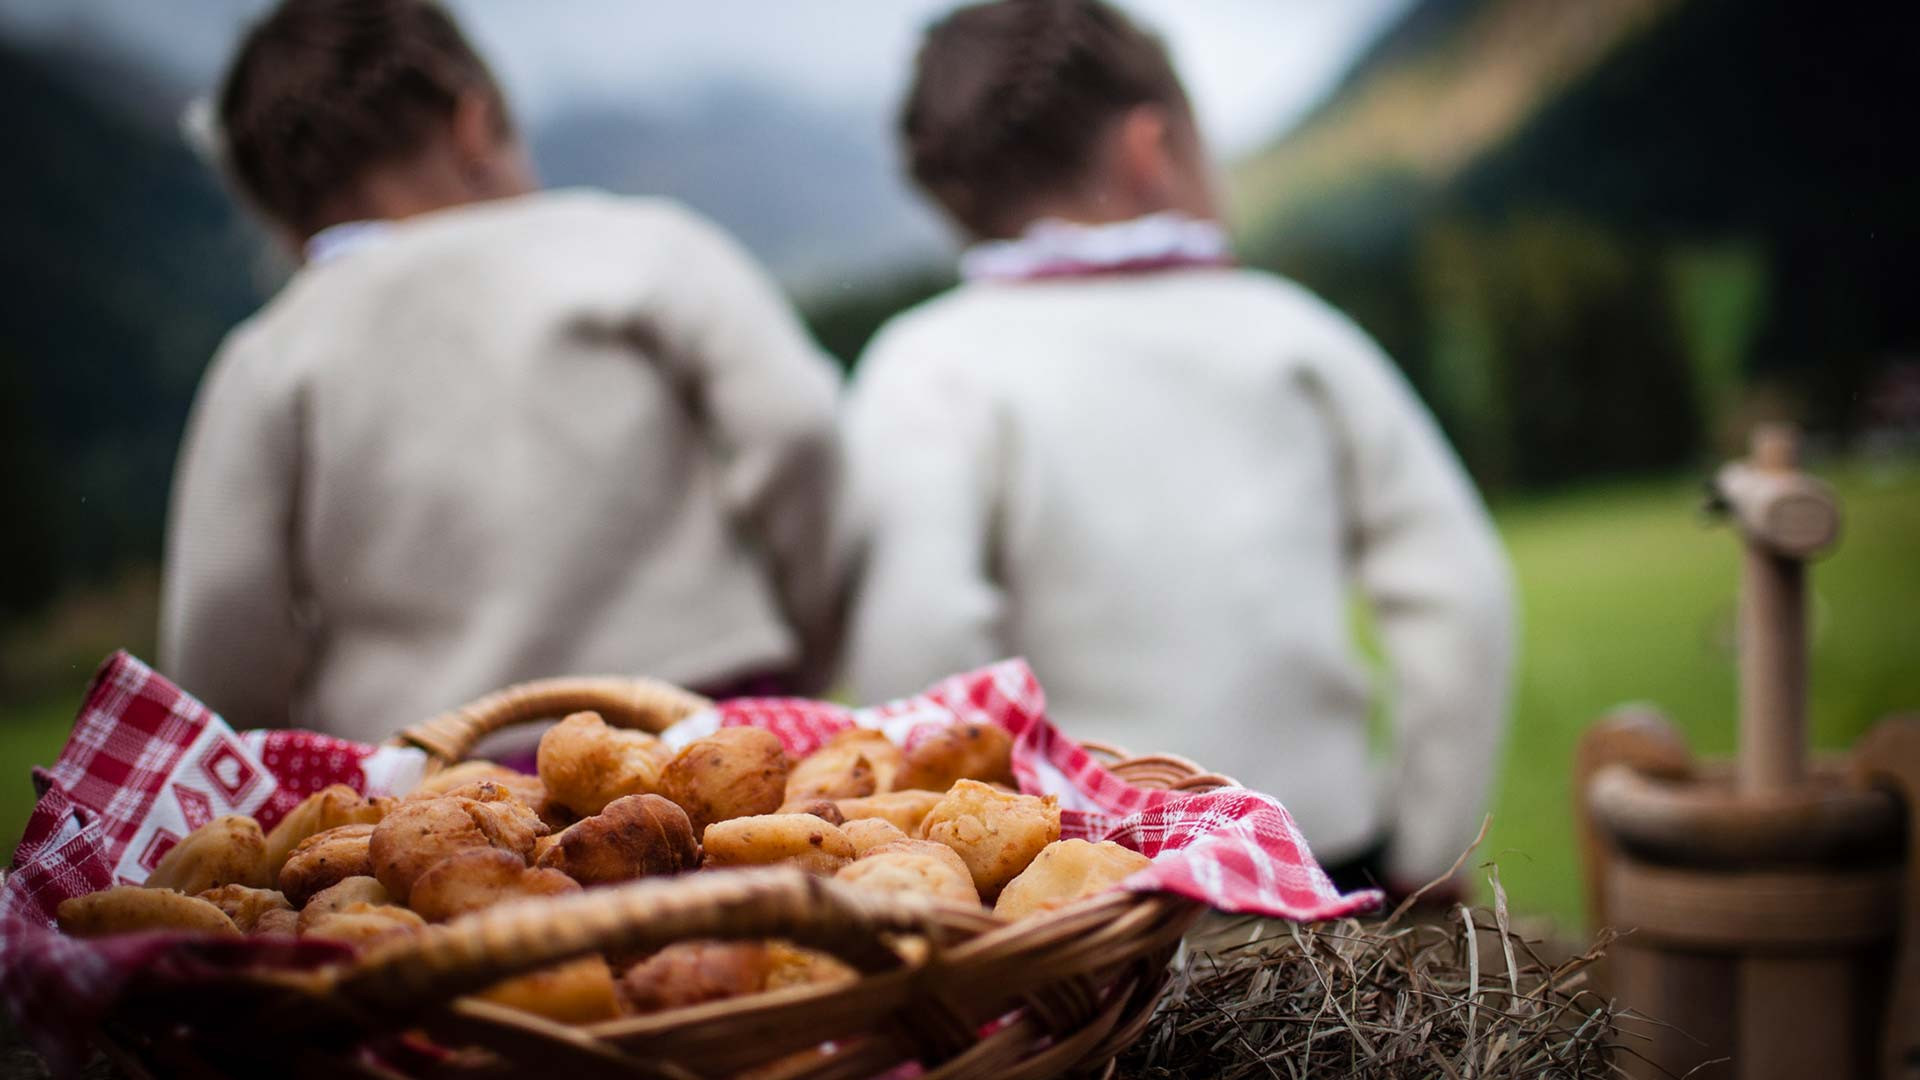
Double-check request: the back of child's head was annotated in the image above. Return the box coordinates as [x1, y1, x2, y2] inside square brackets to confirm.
[902, 0, 1189, 239]
[217, 0, 510, 237]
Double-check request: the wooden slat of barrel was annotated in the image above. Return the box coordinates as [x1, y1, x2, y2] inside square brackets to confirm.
[1611, 944, 1735, 1079]
[1739, 955, 1863, 1080]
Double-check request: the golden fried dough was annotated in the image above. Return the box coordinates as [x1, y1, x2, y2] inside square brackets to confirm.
[196, 884, 292, 932]
[57, 886, 241, 938]
[865, 838, 973, 882]
[414, 767, 565, 829]
[476, 956, 621, 1023]
[835, 847, 979, 905]
[535, 793, 700, 886]
[786, 730, 902, 803]
[835, 790, 943, 835]
[145, 815, 272, 894]
[300, 902, 426, 945]
[776, 797, 845, 825]
[617, 941, 770, 1014]
[841, 817, 908, 856]
[409, 847, 580, 922]
[368, 794, 545, 904]
[537, 711, 672, 816]
[898, 722, 1014, 792]
[298, 875, 391, 932]
[918, 781, 1060, 900]
[251, 907, 300, 935]
[993, 839, 1152, 920]
[531, 833, 561, 864]
[763, 941, 857, 991]
[278, 823, 376, 906]
[263, 785, 391, 877]
[701, 814, 854, 876]
[660, 727, 788, 833]
[410, 761, 528, 799]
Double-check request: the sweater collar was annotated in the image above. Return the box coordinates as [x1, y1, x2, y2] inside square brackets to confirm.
[305, 219, 395, 265]
[959, 211, 1234, 283]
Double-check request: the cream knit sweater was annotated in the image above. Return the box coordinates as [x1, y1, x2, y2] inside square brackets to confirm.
[161, 190, 842, 745]
[841, 268, 1514, 882]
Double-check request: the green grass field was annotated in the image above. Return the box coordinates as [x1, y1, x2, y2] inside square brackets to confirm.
[1481, 456, 1920, 926]
[2, 459, 1915, 929]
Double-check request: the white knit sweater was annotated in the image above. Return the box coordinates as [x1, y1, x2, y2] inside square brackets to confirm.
[840, 267, 1514, 881]
[161, 190, 842, 745]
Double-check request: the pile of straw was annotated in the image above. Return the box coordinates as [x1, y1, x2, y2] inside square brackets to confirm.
[1120, 879, 1630, 1079]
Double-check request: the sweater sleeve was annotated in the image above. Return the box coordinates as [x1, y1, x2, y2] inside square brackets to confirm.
[838, 332, 1008, 701]
[1310, 311, 1517, 886]
[643, 207, 845, 689]
[158, 331, 305, 730]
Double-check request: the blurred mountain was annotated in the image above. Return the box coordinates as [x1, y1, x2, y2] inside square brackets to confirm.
[533, 88, 949, 293]
[1230, 0, 1677, 231]
[1231, 0, 1917, 490]
[0, 37, 265, 616]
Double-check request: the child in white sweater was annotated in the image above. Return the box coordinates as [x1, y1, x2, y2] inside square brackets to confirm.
[842, 0, 1514, 896]
[161, 0, 842, 747]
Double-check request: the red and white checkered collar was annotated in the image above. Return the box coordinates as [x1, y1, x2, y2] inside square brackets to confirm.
[959, 211, 1235, 283]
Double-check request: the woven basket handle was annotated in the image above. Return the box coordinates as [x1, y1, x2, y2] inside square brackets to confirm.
[320, 867, 996, 1019]
[389, 676, 713, 767]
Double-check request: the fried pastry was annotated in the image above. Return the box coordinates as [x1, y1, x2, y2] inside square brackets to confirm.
[409, 846, 580, 922]
[993, 839, 1152, 919]
[835, 790, 944, 835]
[835, 845, 979, 905]
[786, 730, 902, 802]
[300, 902, 426, 945]
[368, 792, 545, 904]
[898, 722, 1014, 792]
[297, 875, 391, 932]
[196, 883, 292, 932]
[841, 817, 908, 856]
[263, 785, 391, 877]
[918, 781, 1060, 900]
[476, 956, 621, 1023]
[534, 793, 700, 886]
[617, 941, 770, 1014]
[145, 814, 272, 894]
[537, 711, 672, 816]
[701, 814, 855, 876]
[278, 823, 377, 906]
[56, 886, 240, 938]
[659, 726, 788, 833]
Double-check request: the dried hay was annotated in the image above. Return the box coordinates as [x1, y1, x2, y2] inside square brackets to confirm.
[1120, 864, 1649, 1079]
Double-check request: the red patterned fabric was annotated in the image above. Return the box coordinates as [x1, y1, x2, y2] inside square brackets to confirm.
[2, 652, 1376, 1076]
[696, 660, 1379, 919]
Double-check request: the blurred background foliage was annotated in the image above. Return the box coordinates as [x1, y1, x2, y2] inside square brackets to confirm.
[2, 0, 1915, 928]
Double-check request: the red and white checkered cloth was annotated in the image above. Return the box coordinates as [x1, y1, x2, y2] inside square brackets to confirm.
[2, 652, 1377, 1075]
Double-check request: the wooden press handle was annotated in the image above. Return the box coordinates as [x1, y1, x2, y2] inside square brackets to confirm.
[1712, 424, 1843, 794]
[388, 676, 713, 768]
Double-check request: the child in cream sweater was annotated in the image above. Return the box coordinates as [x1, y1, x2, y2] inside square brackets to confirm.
[842, 0, 1514, 895]
[162, 0, 842, 747]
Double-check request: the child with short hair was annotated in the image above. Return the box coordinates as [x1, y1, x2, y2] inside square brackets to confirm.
[162, 0, 843, 747]
[842, 0, 1514, 894]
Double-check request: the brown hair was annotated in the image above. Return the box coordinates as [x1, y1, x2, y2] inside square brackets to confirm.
[216, 0, 508, 236]
[901, 0, 1188, 239]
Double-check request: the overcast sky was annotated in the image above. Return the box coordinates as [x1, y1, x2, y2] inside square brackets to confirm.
[0, 0, 1412, 154]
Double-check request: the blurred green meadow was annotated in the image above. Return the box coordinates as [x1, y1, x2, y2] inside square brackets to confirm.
[1481, 456, 1920, 926]
[4, 457, 1913, 930]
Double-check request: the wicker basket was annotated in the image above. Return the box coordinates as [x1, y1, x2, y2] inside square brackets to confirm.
[94, 677, 1235, 1080]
